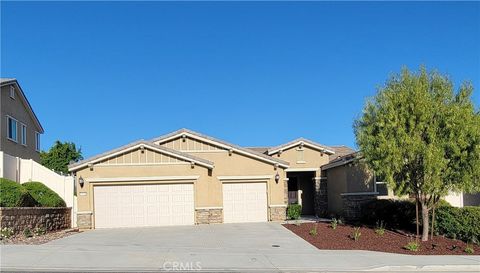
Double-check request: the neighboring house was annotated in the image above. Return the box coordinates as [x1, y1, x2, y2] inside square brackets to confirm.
[321, 152, 480, 219]
[0, 78, 44, 162]
[69, 128, 372, 229]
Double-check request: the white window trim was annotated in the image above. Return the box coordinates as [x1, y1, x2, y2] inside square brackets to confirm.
[20, 123, 27, 146]
[35, 131, 40, 152]
[9, 86, 15, 99]
[6, 115, 18, 143]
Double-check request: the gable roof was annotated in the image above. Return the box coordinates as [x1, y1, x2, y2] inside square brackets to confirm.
[152, 128, 290, 168]
[267, 138, 335, 155]
[68, 140, 215, 172]
[329, 145, 356, 161]
[321, 151, 360, 171]
[245, 147, 270, 154]
[1, 78, 44, 133]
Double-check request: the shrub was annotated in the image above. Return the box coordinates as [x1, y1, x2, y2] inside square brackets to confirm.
[375, 220, 386, 236]
[360, 199, 416, 231]
[0, 178, 38, 207]
[34, 226, 46, 236]
[435, 205, 480, 242]
[23, 182, 66, 207]
[1, 227, 14, 240]
[351, 227, 361, 241]
[465, 244, 474, 254]
[287, 204, 302, 220]
[330, 218, 338, 230]
[309, 223, 318, 236]
[404, 240, 420, 252]
[23, 227, 33, 238]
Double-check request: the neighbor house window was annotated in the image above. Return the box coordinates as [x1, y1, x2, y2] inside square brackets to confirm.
[21, 123, 27, 146]
[9, 86, 15, 99]
[7, 116, 18, 142]
[35, 132, 40, 151]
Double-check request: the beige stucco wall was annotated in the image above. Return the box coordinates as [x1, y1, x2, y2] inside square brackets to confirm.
[0, 84, 41, 161]
[75, 139, 287, 224]
[274, 145, 330, 170]
[326, 166, 347, 215]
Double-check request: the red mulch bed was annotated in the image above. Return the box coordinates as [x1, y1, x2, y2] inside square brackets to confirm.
[284, 222, 479, 255]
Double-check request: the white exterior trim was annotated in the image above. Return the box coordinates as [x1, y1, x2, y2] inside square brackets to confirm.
[268, 204, 287, 208]
[195, 206, 223, 210]
[340, 192, 379, 196]
[86, 176, 200, 183]
[286, 168, 319, 172]
[95, 162, 191, 167]
[217, 175, 272, 181]
[77, 211, 93, 215]
[69, 143, 214, 171]
[156, 132, 289, 168]
[321, 158, 356, 171]
[268, 141, 335, 155]
[6, 115, 18, 143]
[178, 150, 228, 153]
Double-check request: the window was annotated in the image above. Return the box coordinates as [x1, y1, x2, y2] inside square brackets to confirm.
[21, 124, 27, 146]
[7, 116, 18, 142]
[9, 86, 15, 99]
[35, 132, 40, 151]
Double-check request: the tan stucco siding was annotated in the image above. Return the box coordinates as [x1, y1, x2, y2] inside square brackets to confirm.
[159, 136, 225, 152]
[326, 166, 347, 215]
[275, 145, 329, 169]
[345, 163, 375, 193]
[1, 85, 41, 161]
[97, 147, 187, 165]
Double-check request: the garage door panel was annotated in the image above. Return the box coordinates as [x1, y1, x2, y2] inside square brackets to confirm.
[94, 183, 194, 228]
[223, 182, 267, 223]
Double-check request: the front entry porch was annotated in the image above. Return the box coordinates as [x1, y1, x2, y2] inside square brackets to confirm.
[287, 171, 315, 215]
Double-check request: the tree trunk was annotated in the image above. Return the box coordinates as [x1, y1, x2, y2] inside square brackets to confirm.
[431, 206, 435, 240]
[421, 202, 429, 241]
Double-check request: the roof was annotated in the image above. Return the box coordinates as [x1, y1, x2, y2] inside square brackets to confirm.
[267, 138, 336, 155]
[329, 145, 356, 161]
[321, 151, 360, 171]
[0, 78, 44, 133]
[68, 140, 215, 172]
[245, 147, 270, 154]
[152, 128, 290, 168]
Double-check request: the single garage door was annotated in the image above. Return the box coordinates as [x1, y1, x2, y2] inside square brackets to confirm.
[223, 182, 268, 223]
[94, 183, 194, 228]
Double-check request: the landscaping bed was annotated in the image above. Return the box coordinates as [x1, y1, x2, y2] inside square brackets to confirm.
[1, 228, 81, 245]
[284, 222, 479, 255]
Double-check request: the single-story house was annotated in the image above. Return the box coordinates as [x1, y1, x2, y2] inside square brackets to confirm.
[68, 129, 385, 229]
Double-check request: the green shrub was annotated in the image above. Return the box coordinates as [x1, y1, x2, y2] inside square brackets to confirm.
[287, 204, 302, 220]
[404, 240, 420, 252]
[0, 178, 38, 207]
[22, 182, 66, 207]
[331, 218, 338, 230]
[360, 199, 416, 231]
[465, 244, 475, 254]
[1, 227, 14, 239]
[23, 227, 33, 238]
[34, 226, 46, 236]
[351, 227, 361, 241]
[375, 220, 386, 236]
[309, 223, 318, 236]
[435, 205, 480, 242]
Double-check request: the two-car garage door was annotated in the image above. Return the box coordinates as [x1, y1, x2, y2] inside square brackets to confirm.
[94, 184, 194, 228]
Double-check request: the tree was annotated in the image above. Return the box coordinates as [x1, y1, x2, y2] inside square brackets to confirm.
[354, 67, 480, 241]
[40, 141, 83, 174]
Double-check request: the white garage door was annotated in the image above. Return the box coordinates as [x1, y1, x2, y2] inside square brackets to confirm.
[223, 182, 268, 223]
[94, 183, 194, 228]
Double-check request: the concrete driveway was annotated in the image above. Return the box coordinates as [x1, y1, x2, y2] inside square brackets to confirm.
[1, 222, 479, 272]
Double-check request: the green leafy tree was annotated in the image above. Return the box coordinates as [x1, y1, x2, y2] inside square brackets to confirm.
[40, 141, 83, 174]
[354, 67, 480, 241]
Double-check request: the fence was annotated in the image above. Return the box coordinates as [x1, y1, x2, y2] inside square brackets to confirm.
[0, 151, 76, 226]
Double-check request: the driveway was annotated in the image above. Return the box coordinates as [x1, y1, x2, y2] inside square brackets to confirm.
[1, 223, 479, 272]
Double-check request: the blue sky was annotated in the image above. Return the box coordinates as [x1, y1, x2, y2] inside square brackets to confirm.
[1, 2, 479, 158]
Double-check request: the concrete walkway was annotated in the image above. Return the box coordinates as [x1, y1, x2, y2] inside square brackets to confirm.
[1, 223, 479, 272]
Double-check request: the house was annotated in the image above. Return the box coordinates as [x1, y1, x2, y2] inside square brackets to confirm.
[321, 152, 480, 219]
[69, 128, 376, 229]
[0, 78, 44, 162]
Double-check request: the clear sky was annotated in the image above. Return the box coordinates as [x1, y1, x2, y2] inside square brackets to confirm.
[1, 1, 479, 158]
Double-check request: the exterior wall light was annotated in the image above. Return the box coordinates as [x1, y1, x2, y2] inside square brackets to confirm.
[79, 176, 85, 188]
[275, 172, 280, 184]
[228, 149, 233, 156]
[182, 134, 187, 142]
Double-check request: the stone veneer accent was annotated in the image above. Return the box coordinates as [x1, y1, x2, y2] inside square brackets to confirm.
[341, 194, 377, 221]
[0, 207, 71, 234]
[269, 206, 287, 221]
[314, 178, 328, 217]
[77, 212, 93, 229]
[195, 208, 223, 224]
